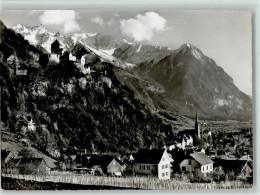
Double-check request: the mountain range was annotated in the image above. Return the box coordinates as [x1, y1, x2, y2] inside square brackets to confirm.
[7, 23, 253, 120]
[0, 21, 252, 155]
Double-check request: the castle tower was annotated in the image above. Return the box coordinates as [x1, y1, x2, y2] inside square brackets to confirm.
[195, 112, 200, 138]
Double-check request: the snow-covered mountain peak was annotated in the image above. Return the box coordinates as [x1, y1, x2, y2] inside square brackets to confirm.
[12, 24, 30, 34]
[11, 24, 136, 68]
[85, 45, 136, 69]
[70, 33, 98, 45]
[177, 43, 203, 60]
[31, 24, 47, 31]
[122, 39, 134, 45]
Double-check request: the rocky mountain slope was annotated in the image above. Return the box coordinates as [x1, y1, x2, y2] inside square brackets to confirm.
[9, 23, 253, 120]
[113, 43, 173, 65]
[115, 43, 252, 120]
[1, 21, 195, 157]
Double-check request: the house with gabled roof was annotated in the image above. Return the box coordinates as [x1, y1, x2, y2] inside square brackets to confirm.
[179, 152, 213, 174]
[69, 53, 77, 61]
[75, 154, 124, 176]
[61, 155, 77, 170]
[214, 158, 253, 178]
[12, 157, 54, 174]
[133, 149, 172, 179]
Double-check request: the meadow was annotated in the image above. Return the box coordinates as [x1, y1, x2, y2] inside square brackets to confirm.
[2, 173, 253, 190]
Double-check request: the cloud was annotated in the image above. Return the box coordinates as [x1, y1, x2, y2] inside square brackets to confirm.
[120, 12, 167, 42]
[107, 19, 115, 26]
[113, 13, 120, 17]
[28, 10, 41, 16]
[91, 16, 104, 26]
[39, 10, 80, 33]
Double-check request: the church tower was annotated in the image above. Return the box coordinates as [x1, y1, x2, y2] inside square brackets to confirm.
[195, 112, 200, 138]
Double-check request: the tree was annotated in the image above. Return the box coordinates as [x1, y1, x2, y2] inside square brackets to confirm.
[18, 148, 34, 158]
[38, 54, 49, 69]
[213, 167, 225, 182]
[71, 42, 89, 58]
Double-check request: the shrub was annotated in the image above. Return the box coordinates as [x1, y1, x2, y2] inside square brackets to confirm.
[226, 171, 236, 181]
[189, 169, 211, 183]
[18, 164, 45, 175]
[94, 168, 103, 176]
[213, 167, 225, 181]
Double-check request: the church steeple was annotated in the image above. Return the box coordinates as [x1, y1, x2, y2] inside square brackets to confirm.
[195, 112, 200, 138]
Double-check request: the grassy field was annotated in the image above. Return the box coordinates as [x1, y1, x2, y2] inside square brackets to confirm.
[1, 173, 253, 190]
[1, 176, 139, 190]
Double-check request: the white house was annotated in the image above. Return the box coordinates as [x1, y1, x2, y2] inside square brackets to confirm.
[69, 53, 76, 61]
[179, 152, 213, 174]
[133, 149, 173, 180]
[7, 54, 17, 65]
[162, 144, 176, 151]
[28, 119, 36, 131]
[180, 135, 194, 150]
[80, 55, 85, 66]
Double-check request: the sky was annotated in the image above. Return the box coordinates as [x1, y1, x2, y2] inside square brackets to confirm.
[0, 10, 252, 95]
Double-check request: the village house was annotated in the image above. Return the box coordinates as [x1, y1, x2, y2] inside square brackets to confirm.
[69, 53, 77, 61]
[75, 153, 90, 168]
[80, 55, 85, 65]
[179, 134, 193, 150]
[205, 149, 217, 159]
[6, 52, 19, 68]
[11, 157, 55, 174]
[60, 155, 77, 171]
[16, 115, 36, 133]
[106, 157, 125, 176]
[179, 152, 213, 174]
[27, 118, 36, 131]
[133, 149, 173, 180]
[75, 154, 124, 176]
[161, 143, 178, 151]
[239, 154, 252, 162]
[214, 158, 253, 178]
[201, 128, 212, 137]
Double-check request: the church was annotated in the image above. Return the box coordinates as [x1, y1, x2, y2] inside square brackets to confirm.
[178, 112, 201, 139]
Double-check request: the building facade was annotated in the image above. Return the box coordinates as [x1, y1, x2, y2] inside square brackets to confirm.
[133, 149, 172, 180]
[180, 152, 213, 174]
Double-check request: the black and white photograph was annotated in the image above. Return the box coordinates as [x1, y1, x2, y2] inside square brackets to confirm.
[0, 9, 253, 190]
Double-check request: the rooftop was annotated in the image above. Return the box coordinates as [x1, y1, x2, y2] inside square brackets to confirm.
[134, 149, 166, 164]
[190, 152, 214, 166]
